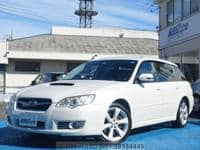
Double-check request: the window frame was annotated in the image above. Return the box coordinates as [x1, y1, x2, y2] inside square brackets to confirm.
[174, 0, 182, 23]
[15, 61, 41, 73]
[182, 0, 191, 18]
[190, 0, 199, 15]
[167, 0, 174, 26]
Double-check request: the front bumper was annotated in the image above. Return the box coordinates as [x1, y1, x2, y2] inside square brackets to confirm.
[6, 103, 108, 136]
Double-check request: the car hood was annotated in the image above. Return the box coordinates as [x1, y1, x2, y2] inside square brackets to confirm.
[17, 80, 122, 103]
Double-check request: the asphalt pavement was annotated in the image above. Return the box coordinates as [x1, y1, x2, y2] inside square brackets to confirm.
[0, 103, 6, 120]
[0, 117, 199, 150]
[0, 102, 200, 150]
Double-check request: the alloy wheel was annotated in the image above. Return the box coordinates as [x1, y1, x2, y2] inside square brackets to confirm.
[179, 102, 188, 126]
[102, 106, 130, 143]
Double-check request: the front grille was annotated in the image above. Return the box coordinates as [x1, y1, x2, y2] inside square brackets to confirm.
[17, 98, 52, 111]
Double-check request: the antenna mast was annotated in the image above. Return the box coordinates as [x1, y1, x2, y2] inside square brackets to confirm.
[75, 0, 98, 28]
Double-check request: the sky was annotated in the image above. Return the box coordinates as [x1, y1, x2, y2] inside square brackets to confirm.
[0, 0, 158, 40]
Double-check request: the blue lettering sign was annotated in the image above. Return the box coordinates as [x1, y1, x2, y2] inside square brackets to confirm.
[168, 23, 189, 38]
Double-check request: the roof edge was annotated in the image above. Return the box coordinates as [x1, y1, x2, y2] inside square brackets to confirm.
[51, 27, 158, 40]
[9, 34, 158, 42]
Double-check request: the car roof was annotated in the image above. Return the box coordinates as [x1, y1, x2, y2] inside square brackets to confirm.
[93, 56, 177, 67]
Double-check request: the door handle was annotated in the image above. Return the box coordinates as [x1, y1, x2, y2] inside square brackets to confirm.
[157, 88, 161, 91]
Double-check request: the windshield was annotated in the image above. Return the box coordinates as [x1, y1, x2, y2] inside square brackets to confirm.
[62, 60, 137, 81]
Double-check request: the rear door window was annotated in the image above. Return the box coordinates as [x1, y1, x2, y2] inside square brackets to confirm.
[154, 62, 186, 82]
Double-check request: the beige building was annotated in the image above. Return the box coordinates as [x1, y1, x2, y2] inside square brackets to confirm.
[155, 0, 200, 82]
[0, 42, 8, 93]
[0, 27, 158, 94]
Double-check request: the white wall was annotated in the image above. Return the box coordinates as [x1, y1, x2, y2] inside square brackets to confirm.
[0, 42, 8, 64]
[5, 59, 69, 93]
[52, 27, 158, 40]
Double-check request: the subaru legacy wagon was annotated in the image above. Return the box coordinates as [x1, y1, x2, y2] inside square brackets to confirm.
[6, 57, 194, 143]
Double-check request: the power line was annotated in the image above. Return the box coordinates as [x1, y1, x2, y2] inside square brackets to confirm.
[0, 1, 157, 30]
[0, 4, 77, 26]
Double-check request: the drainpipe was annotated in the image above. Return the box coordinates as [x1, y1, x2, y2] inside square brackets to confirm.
[180, 53, 183, 71]
[199, 50, 200, 79]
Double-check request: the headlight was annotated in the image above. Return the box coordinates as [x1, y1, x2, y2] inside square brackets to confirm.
[56, 94, 95, 109]
[8, 94, 16, 108]
[10, 94, 16, 103]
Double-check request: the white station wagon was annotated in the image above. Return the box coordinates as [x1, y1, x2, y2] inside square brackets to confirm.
[6, 57, 194, 143]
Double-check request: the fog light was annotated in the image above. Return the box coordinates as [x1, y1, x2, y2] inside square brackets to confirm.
[69, 121, 85, 129]
[57, 121, 85, 129]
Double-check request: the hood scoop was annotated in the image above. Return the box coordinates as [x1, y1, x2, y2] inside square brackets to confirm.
[50, 83, 74, 86]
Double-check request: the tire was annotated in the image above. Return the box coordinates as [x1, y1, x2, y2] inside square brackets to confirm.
[100, 103, 131, 144]
[194, 95, 200, 112]
[174, 100, 189, 128]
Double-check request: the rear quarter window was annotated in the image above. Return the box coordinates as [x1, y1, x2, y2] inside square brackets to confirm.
[155, 62, 186, 82]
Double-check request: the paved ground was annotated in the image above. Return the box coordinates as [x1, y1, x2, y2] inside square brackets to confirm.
[0, 116, 199, 150]
[0, 103, 6, 120]
[0, 102, 200, 150]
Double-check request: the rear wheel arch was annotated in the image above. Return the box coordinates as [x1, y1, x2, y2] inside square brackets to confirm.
[174, 99, 189, 128]
[193, 93, 200, 112]
[194, 92, 200, 98]
[180, 96, 190, 111]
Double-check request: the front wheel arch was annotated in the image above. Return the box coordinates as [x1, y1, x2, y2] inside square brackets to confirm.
[113, 99, 131, 113]
[112, 99, 133, 126]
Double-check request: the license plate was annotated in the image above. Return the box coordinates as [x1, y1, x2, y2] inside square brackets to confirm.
[19, 114, 37, 127]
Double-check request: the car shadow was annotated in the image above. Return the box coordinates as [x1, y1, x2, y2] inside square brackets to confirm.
[190, 111, 200, 119]
[0, 126, 103, 149]
[0, 119, 199, 149]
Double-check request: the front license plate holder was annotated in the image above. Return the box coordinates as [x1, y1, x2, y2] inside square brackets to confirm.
[19, 114, 37, 127]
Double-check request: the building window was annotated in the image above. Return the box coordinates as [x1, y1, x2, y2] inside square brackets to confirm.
[167, 0, 174, 26]
[166, 0, 199, 27]
[191, 0, 199, 14]
[15, 62, 40, 72]
[183, 0, 191, 18]
[66, 62, 82, 72]
[174, 0, 182, 22]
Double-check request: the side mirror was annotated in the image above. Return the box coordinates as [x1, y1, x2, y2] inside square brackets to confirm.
[138, 73, 154, 82]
